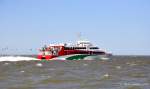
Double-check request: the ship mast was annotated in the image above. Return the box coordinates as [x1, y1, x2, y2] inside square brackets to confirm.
[77, 32, 82, 41]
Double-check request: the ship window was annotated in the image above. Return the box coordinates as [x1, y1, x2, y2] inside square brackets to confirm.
[64, 47, 86, 50]
[90, 47, 99, 49]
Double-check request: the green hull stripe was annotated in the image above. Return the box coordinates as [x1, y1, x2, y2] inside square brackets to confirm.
[66, 54, 91, 60]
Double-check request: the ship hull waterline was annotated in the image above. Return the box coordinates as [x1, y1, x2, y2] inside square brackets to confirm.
[38, 54, 111, 60]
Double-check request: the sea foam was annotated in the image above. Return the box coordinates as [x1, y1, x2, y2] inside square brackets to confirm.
[0, 56, 38, 62]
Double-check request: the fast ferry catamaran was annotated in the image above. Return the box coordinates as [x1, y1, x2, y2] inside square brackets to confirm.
[37, 40, 112, 60]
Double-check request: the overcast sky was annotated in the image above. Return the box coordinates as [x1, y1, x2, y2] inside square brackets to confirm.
[0, 0, 150, 55]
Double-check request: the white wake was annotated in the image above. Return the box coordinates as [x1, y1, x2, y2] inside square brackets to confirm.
[0, 56, 38, 62]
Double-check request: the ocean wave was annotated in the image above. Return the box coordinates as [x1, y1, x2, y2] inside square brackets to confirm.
[0, 56, 38, 62]
[0, 56, 110, 62]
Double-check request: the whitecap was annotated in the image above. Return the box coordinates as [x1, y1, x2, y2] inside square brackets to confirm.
[103, 73, 110, 77]
[36, 63, 43, 67]
[83, 63, 88, 66]
[0, 56, 38, 62]
[4, 62, 10, 65]
[115, 66, 121, 69]
[20, 70, 25, 73]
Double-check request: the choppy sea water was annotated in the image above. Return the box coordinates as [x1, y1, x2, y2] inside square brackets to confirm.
[0, 56, 150, 89]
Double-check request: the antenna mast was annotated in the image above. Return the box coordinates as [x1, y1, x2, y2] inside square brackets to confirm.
[77, 32, 82, 40]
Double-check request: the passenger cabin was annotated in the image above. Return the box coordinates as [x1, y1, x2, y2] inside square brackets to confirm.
[64, 40, 100, 50]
